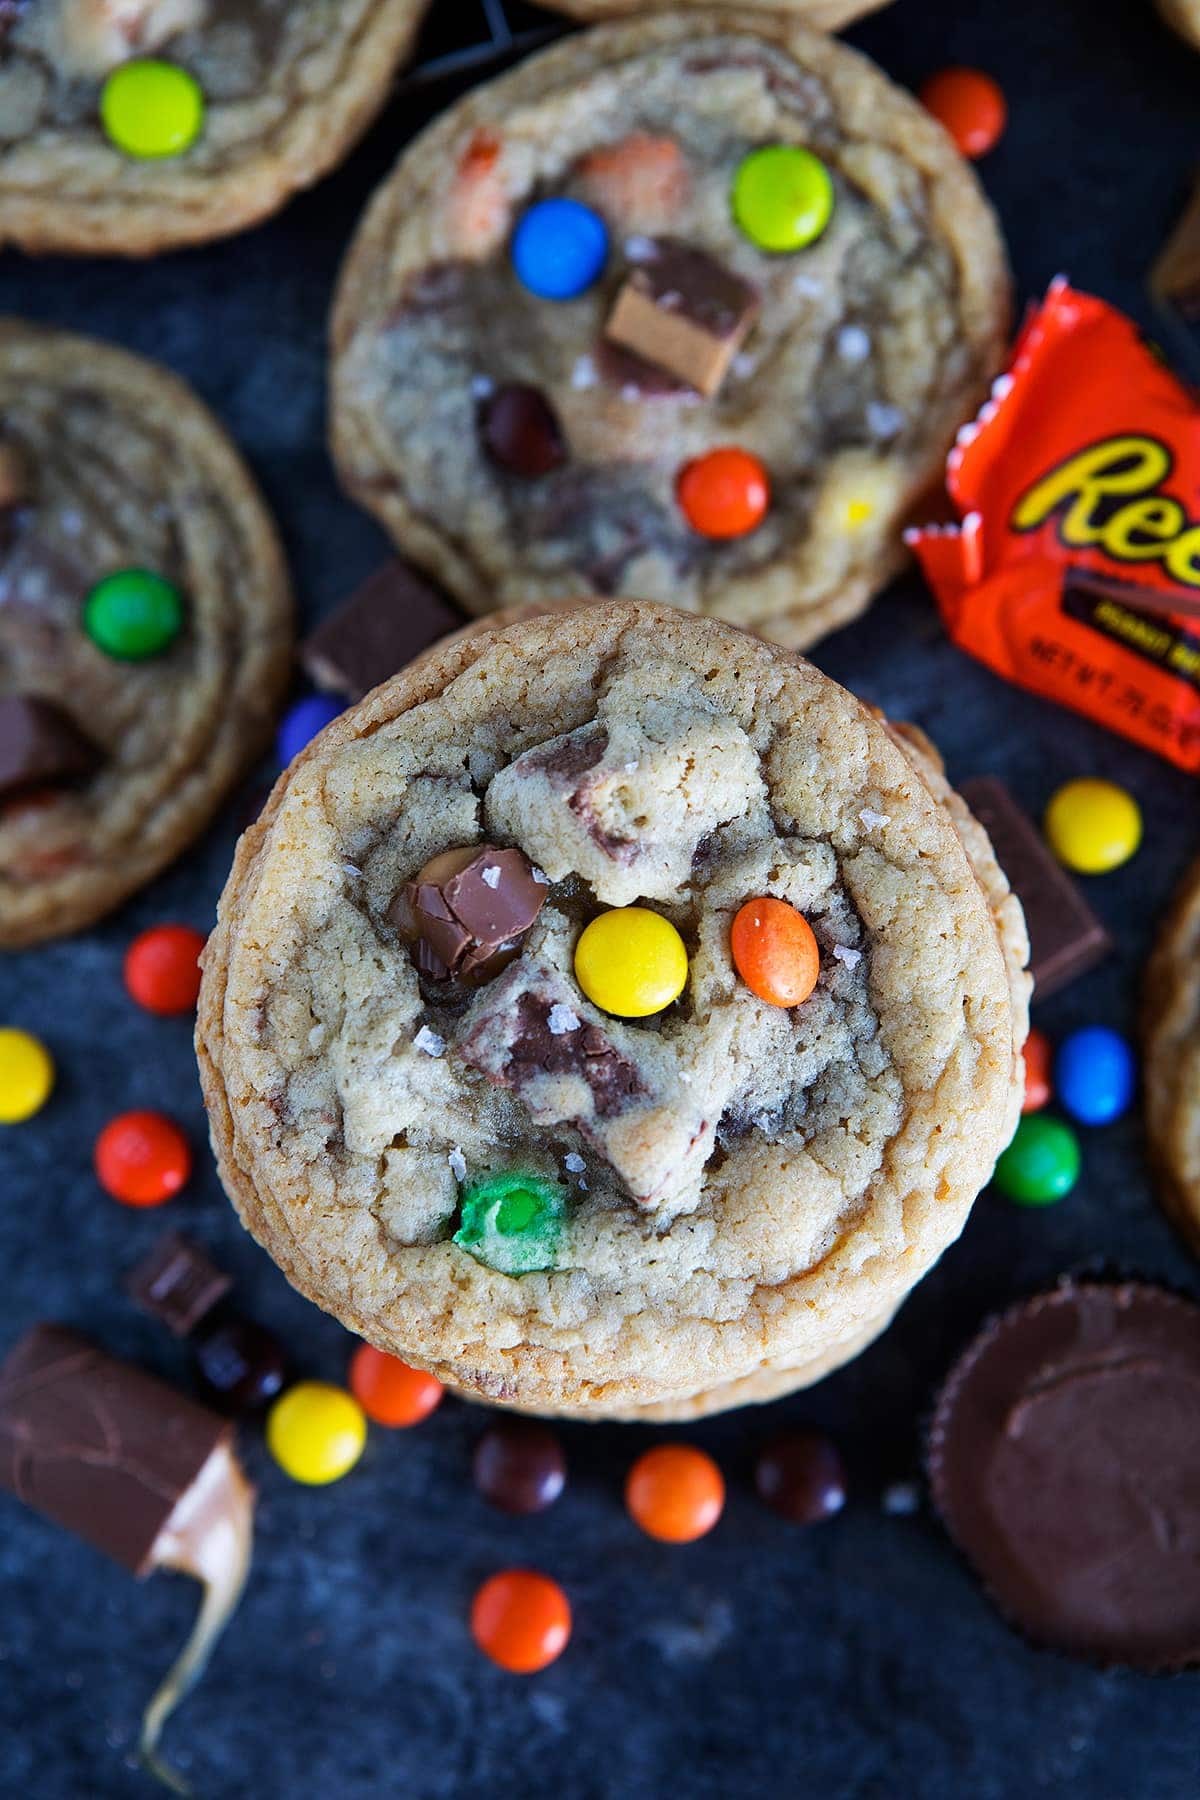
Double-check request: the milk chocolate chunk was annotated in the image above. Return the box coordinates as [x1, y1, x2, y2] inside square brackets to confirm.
[0, 1324, 255, 1786]
[301, 561, 463, 701]
[480, 384, 567, 479]
[0, 695, 103, 801]
[390, 844, 547, 986]
[126, 1231, 233, 1338]
[483, 991, 646, 1120]
[960, 776, 1112, 997]
[603, 240, 760, 397]
[929, 1282, 1200, 1669]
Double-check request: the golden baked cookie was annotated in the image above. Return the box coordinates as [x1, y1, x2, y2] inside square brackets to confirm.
[540, 0, 891, 29]
[198, 602, 1030, 1419]
[331, 12, 1010, 650]
[0, 1, 430, 255]
[1144, 856, 1200, 1256]
[0, 320, 292, 948]
[1157, 0, 1200, 49]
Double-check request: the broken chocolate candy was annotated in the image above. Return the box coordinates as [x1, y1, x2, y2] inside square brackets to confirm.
[0, 1324, 255, 1787]
[126, 1231, 233, 1338]
[300, 560, 463, 701]
[0, 694, 103, 801]
[390, 844, 547, 986]
[960, 776, 1113, 998]
[473, 991, 646, 1120]
[479, 384, 568, 479]
[603, 240, 760, 397]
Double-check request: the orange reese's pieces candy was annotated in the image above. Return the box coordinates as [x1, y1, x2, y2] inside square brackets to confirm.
[907, 279, 1200, 775]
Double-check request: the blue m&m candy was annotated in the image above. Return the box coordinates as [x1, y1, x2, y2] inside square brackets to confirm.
[511, 199, 608, 301]
[277, 693, 343, 766]
[1054, 1026, 1135, 1127]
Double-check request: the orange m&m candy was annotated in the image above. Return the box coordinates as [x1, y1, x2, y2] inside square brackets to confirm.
[731, 896, 820, 1008]
[348, 1342, 443, 1427]
[1022, 1027, 1052, 1114]
[919, 67, 1007, 160]
[471, 1569, 572, 1673]
[625, 1444, 725, 1543]
[124, 924, 206, 1015]
[677, 447, 769, 540]
[94, 1109, 191, 1206]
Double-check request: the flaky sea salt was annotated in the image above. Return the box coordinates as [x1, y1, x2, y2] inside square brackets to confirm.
[571, 356, 598, 390]
[531, 866, 550, 885]
[837, 325, 871, 363]
[867, 400, 905, 440]
[624, 234, 656, 262]
[859, 808, 891, 830]
[548, 1004, 580, 1036]
[480, 865, 501, 889]
[413, 1027, 445, 1058]
[448, 1147, 467, 1181]
[832, 944, 862, 970]
[564, 1152, 586, 1173]
[470, 373, 495, 398]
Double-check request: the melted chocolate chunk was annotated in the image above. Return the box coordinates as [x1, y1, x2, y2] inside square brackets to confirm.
[301, 561, 462, 701]
[479, 385, 567, 479]
[391, 845, 546, 987]
[0, 695, 103, 801]
[499, 994, 645, 1120]
[526, 727, 609, 783]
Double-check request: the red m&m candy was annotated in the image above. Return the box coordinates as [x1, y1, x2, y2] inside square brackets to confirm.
[471, 1570, 572, 1673]
[124, 924, 206, 1015]
[348, 1343, 443, 1427]
[677, 448, 769, 539]
[95, 1110, 191, 1206]
[919, 68, 1007, 160]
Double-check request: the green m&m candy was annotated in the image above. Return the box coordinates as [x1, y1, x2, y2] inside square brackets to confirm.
[83, 568, 185, 661]
[100, 60, 205, 161]
[732, 146, 834, 253]
[453, 1170, 566, 1275]
[993, 1114, 1081, 1206]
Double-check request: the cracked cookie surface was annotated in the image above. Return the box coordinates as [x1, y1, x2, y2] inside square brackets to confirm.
[0, 0, 429, 254]
[1144, 856, 1200, 1258]
[331, 13, 1010, 649]
[198, 602, 1029, 1418]
[0, 319, 291, 947]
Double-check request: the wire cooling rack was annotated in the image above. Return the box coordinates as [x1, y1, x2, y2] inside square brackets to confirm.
[402, 0, 566, 88]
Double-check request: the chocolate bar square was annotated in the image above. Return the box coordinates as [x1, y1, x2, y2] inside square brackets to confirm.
[301, 561, 464, 702]
[603, 241, 760, 397]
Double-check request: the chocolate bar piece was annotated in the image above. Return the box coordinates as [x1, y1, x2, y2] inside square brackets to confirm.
[300, 560, 463, 701]
[960, 776, 1113, 998]
[603, 240, 760, 397]
[126, 1232, 233, 1338]
[0, 1323, 231, 1574]
[0, 694, 102, 800]
[1150, 177, 1200, 324]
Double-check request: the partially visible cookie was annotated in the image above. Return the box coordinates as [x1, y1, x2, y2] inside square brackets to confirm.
[1157, 0, 1200, 50]
[0, 1, 430, 256]
[0, 320, 292, 948]
[540, 0, 891, 30]
[331, 13, 1010, 649]
[1143, 855, 1200, 1254]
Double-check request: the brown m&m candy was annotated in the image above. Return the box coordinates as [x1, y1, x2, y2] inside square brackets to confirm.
[755, 1431, 847, 1525]
[0, 694, 102, 802]
[479, 384, 567, 479]
[390, 844, 547, 987]
[473, 1418, 566, 1515]
[929, 1281, 1200, 1669]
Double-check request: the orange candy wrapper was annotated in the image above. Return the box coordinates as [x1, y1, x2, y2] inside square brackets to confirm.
[907, 278, 1200, 773]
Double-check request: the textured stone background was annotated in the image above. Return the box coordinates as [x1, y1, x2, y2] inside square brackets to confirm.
[2, 2, 1199, 1795]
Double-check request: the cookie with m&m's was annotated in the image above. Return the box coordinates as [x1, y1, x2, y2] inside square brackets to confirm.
[0, 320, 291, 947]
[331, 13, 1009, 649]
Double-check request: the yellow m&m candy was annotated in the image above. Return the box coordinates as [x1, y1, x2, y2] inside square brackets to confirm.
[100, 60, 205, 161]
[574, 907, 688, 1019]
[1044, 778, 1142, 875]
[0, 1028, 54, 1124]
[266, 1382, 367, 1486]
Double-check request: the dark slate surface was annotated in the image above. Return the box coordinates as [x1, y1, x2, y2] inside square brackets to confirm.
[2, 2, 1199, 1795]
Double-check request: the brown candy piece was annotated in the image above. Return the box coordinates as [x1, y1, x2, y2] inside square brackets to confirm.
[390, 844, 547, 986]
[479, 384, 567, 479]
[300, 561, 463, 702]
[0, 1324, 255, 1785]
[603, 240, 760, 397]
[0, 694, 103, 802]
[959, 776, 1112, 998]
[126, 1231, 233, 1338]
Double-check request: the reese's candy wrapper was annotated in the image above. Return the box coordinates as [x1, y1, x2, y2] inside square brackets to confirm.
[907, 278, 1200, 774]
